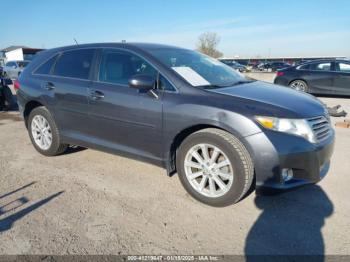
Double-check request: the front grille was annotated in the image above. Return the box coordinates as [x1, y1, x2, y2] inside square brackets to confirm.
[308, 116, 332, 142]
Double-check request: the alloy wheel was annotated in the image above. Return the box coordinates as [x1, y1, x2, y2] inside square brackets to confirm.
[184, 143, 234, 198]
[290, 80, 307, 92]
[31, 115, 53, 150]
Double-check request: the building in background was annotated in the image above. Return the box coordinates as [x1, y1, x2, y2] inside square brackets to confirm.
[0, 46, 43, 64]
[221, 56, 347, 66]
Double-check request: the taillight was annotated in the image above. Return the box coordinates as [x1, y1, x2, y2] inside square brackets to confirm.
[276, 71, 284, 77]
[14, 80, 20, 90]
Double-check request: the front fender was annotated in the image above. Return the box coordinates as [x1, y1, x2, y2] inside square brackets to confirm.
[163, 103, 263, 174]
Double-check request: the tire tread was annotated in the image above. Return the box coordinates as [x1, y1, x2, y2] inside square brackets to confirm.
[195, 128, 254, 202]
[28, 106, 68, 156]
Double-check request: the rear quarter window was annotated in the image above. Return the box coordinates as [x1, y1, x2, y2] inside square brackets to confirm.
[298, 64, 310, 70]
[53, 49, 95, 79]
[34, 55, 58, 75]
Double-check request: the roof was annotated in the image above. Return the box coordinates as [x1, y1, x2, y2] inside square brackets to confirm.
[1, 45, 29, 52]
[1, 46, 44, 54]
[49, 42, 186, 53]
[298, 58, 350, 64]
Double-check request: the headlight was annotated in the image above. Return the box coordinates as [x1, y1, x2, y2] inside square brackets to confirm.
[255, 116, 316, 143]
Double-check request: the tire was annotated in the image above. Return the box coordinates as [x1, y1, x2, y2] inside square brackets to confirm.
[289, 80, 309, 92]
[176, 128, 254, 207]
[28, 106, 68, 156]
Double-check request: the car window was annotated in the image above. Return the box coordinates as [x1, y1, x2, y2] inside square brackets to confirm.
[149, 48, 246, 88]
[298, 64, 310, 70]
[310, 62, 331, 71]
[53, 49, 95, 79]
[6, 62, 14, 67]
[336, 62, 350, 73]
[17, 61, 29, 67]
[34, 55, 58, 75]
[159, 74, 176, 91]
[99, 50, 157, 85]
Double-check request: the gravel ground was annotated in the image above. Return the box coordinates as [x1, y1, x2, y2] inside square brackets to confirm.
[0, 77, 349, 255]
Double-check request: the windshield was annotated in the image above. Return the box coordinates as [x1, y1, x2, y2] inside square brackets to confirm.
[149, 48, 250, 88]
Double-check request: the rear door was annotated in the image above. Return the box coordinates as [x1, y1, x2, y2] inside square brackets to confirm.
[305, 61, 335, 94]
[88, 48, 163, 162]
[46, 48, 96, 139]
[333, 61, 350, 95]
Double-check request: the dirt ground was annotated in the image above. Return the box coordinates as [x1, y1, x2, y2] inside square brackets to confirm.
[0, 77, 349, 255]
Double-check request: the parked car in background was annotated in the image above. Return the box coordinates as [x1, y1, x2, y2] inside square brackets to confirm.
[220, 60, 249, 72]
[259, 62, 291, 72]
[256, 62, 267, 71]
[247, 62, 258, 71]
[274, 59, 350, 95]
[17, 43, 334, 206]
[3, 60, 30, 79]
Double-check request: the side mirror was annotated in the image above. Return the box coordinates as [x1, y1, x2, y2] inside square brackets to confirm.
[129, 74, 156, 90]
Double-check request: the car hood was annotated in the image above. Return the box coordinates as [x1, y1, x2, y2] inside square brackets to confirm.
[209, 81, 327, 118]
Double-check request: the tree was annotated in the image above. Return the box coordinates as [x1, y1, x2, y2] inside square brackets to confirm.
[196, 32, 223, 58]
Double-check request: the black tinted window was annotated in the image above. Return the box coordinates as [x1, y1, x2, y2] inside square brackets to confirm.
[34, 55, 58, 75]
[99, 50, 157, 85]
[159, 75, 175, 91]
[18, 61, 29, 67]
[299, 64, 310, 70]
[53, 49, 95, 79]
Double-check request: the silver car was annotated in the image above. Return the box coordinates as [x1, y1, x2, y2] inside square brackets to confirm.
[3, 60, 30, 79]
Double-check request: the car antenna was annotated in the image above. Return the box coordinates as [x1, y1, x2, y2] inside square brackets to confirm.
[73, 38, 79, 45]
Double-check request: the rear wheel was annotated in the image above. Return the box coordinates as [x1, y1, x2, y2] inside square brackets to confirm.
[289, 80, 308, 92]
[28, 106, 68, 156]
[176, 128, 254, 207]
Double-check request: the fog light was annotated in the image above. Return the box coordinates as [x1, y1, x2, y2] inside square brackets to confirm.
[282, 168, 293, 182]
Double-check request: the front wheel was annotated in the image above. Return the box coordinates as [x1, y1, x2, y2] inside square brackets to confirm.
[28, 106, 68, 156]
[176, 128, 254, 207]
[289, 80, 308, 92]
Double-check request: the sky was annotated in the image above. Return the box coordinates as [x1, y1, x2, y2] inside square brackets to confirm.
[1, 0, 350, 58]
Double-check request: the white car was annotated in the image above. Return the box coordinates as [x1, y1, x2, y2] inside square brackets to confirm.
[3, 60, 30, 79]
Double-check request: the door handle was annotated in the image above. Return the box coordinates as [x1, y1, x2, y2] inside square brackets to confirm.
[42, 82, 55, 90]
[90, 90, 105, 100]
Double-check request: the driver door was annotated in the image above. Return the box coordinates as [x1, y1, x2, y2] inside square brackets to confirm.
[88, 49, 163, 163]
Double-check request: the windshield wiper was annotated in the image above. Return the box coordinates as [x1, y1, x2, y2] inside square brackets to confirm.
[199, 80, 256, 89]
[199, 84, 230, 89]
[229, 80, 256, 86]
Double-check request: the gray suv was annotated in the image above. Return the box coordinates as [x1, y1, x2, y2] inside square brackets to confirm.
[16, 43, 334, 206]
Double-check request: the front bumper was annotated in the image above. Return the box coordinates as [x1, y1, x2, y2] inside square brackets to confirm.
[244, 128, 335, 193]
